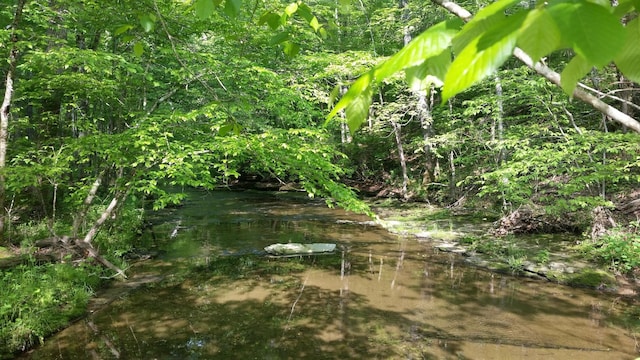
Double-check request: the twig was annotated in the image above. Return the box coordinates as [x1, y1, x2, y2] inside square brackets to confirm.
[287, 275, 309, 322]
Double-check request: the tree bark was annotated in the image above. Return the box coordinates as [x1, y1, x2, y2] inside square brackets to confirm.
[400, 0, 436, 185]
[432, 0, 640, 134]
[76, 192, 128, 279]
[0, 0, 27, 244]
[392, 119, 409, 198]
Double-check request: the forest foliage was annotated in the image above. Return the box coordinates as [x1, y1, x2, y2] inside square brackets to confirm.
[1, 0, 640, 356]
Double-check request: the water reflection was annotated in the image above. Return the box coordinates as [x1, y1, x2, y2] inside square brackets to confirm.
[21, 190, 639, 359]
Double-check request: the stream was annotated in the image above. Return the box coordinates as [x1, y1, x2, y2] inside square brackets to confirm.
[21, 189, 640, 359]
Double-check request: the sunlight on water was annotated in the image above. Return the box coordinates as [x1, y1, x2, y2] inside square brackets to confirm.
[21, 190, 640, 359]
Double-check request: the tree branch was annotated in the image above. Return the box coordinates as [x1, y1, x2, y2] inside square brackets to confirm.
[432, 0, 640, 134]
[76, 192, 127, 279]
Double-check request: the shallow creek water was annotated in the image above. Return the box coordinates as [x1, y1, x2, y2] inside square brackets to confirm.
[22, 190, 639, 359]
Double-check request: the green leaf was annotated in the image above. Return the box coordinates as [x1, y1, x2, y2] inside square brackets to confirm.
[282, 41, 300, 57]
[453, 0, 520, 53]
[516, 9, 562, 63]
[133, 42, 144, 57]
[569, 2, 625, 66]
[327, 72, 373, 121]
[545, 1, 579, 49]
[374, 18, 462, 82]
[218, 123, 233, 136]
[285, 2, 298, 16]
[269, 31, 289, 45]
[614, 18, 640, 83]
[309, 16, 321, 32]
[560, 55, 591, 95]
[139, 14, 156, 32]
[443, 12, 525, 101]
[328, 85, 341, 109]
[405, 49, 451, 91]
[114, 24, 133, 36]
[224, 0, 242, 18]
[472, 0, 520, 22]
[195, 0, 215, 20]
[259, 12, 281, 30]
[345, 86, 373, 133]
[296, 3, 314, 22]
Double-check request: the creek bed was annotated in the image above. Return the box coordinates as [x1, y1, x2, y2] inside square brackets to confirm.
[20, 190, 640, 359]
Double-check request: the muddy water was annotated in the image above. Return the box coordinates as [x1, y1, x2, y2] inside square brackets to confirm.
[22, 190, 639, 359]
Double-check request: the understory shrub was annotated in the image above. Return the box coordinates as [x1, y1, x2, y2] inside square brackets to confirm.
[586, 222, 640, 273]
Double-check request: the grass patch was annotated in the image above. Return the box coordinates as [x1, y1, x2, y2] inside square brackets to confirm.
[0, 261, 104, 359]
[565, 269, 615, 288]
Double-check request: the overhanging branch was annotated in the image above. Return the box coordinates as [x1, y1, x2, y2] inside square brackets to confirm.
[432, 0, 640, 134]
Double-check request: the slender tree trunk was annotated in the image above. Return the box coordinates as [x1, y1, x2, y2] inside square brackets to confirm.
[418, 88, 436, 184]
[0, 0, 27, 244]
[494, 73, 508, 210]
[400, 0, 435, 186]
[339, 86, 352, 144]
[392, 119, 409, 197]
[494, 73, 505, 165]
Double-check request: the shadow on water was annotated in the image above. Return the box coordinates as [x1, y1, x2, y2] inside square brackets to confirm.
[20, 190, 640, 359]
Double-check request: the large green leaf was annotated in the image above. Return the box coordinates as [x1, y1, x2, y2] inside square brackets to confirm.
[570, 2, 625, 66]
[296, 3, 314, 22]
[405, 49, 451, 91]
[443, 12, 525, 101]
[374, 18, 462, 82]
[195, 0, 215, 20]
[345, 87, 373, 134]
[224, 0, 242, 18]
[326, 72, 373, 121]
[614, 18, 640, 83]
[133, 42, 144, 57]
[453, 0, 519, 54]
[296, 4, 322, 32]
[269, 31, 289, 45]
[560, 54, 591, 95]
[545, 1, 580, 49]
[548, 1, 625, 66]
[516, 9, 562, 63]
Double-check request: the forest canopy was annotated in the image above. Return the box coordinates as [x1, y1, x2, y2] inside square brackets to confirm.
[0, 0, 639, 266]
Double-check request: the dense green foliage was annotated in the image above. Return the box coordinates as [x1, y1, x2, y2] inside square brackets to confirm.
[584, 222, 640, 273]
[0, 262, 102, 358]
[1, 0, 640, 356]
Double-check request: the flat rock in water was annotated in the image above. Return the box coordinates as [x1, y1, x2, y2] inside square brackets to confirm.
[264, 243, 336, 256]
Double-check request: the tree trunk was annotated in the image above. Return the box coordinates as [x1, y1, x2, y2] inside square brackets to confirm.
[339, 86, 352, 144]
[0, 0, 27, 245]
[392, 119, 409, 198]
[494, 73, 505, 165]
[400, 0, 436, 186]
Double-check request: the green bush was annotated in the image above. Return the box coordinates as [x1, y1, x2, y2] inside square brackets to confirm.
[588, 222, 640, 273]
